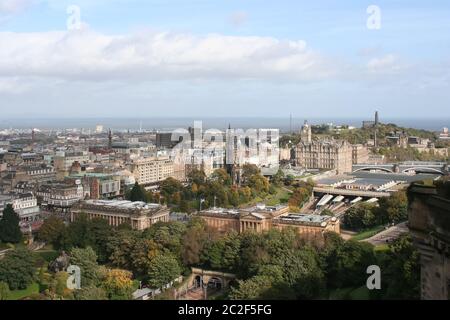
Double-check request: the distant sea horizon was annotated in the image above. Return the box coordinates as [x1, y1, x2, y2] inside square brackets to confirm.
[1, 117, 449, 133]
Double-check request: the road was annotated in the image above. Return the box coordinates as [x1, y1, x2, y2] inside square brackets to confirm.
[363, 222, 409, 246]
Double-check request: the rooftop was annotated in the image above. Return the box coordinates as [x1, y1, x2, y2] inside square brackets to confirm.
[83, 199, 162, 210]
[242, 204, 288, 213]
[317, 172, 441, 187]
[274, 213, 337, 227]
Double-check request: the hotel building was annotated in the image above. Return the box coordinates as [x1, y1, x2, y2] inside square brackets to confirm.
[130, 157, 175, 185]
[295, 122, 353, 174]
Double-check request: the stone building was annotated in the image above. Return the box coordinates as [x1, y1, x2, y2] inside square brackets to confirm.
[54, 151, 90, 173]
[130, 157, 174, 185]
[197, 204, 340, 246]
[272, 213, 340, 245]
[352, 144, 369, 164]
[37, 181, 84, 212]
[294, 121, 353, 174]
[0, 192, 41, 223]
[408, 181, 450, 300]
[295, 139, 353, 174]
[71, 200, 170, 231]
[300, 121, 312, 143]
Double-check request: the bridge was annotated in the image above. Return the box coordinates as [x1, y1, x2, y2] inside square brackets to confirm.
[313, 187, 391, 199]
[175, 268, 237, 300]
[188, 268, 236, 290]
[353, 162, 449, 175]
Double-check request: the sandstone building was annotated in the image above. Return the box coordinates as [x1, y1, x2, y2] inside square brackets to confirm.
[197, 204, 340, 245]
[130, 157, 174, 185]
[71, 200, 170, 231]
[295, 122, 359, 174]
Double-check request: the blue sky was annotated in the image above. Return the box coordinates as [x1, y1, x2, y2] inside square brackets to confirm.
[0, 0, 449, 119]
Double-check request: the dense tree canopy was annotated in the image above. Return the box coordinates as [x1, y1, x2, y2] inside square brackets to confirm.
[378, 235, 420, 299]
[37, 216, 66, 248]
[74, 286, 108, 301]
[0, 249, 35, 290]
[343, 203, 379, 231]
[152, 168, 273, 213]
[0, 204, 22, 244]
[147, 252, 181, 289]
[127, 182, 148, 202]
[377, 191, 408, 223]
[343, 191, 408, 231]
[69, 247, 102, 287]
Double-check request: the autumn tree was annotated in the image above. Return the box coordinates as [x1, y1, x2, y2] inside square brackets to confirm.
[211, 169, 232, 186]
[160, 177, 183, 204]
[182, 218, 208, 266]
[102, 269, 134, 300]
[241, 164, 260, 185]
[288, 185, 313, 210]
[129, 239, 160, 276]
[187, 169, 207, 186]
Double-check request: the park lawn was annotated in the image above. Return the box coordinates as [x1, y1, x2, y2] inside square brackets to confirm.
[352, 225, 386, 241]
[242, 187, 291, 207]
[375, 244, 390, 252]
[35, 249, 59, 263]
[265, 187, 291, 206]
[7, 282, 40, 300]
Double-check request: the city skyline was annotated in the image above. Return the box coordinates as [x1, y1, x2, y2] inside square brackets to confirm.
[1, 0, 450, 118]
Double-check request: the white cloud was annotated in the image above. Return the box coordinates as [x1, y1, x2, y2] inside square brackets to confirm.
[0, 30, 337, 83]
[367, 54, 405, 74]
[0, 0, 32, 14]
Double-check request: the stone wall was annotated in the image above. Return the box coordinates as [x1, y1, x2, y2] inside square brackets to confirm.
[408, 182, 450, 300]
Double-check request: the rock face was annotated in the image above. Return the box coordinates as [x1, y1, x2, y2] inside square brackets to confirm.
[408, 180, 450, 300]
[48, 251, 70, 273]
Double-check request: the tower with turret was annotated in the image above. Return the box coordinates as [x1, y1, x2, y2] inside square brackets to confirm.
[300, 120, 312, 143]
